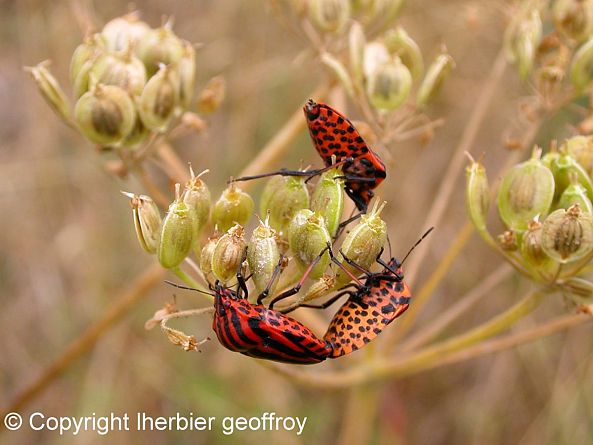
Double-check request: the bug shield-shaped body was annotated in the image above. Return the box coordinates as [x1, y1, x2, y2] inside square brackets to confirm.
[212, 284, 332, 364]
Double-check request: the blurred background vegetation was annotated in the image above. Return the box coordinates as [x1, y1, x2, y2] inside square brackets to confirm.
[1, 0, 593, 444]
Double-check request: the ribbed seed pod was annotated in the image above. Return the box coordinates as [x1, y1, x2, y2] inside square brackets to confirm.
[136, 25, 184, 76]
[70, 33, 105, 85]
[542, 204, 593, 263]
[416, 52, 455, 107]
[287, 209, 331, 279]
[158, 186, 194, 269]
[260, 175, 309, 235]
[366, 56, 412, 111]
[521, 220, 553, 268]
[247, 218, 280, 295]
[334, 200, 387, 287]
[558, 176, 593, 213]
[200, 234, 219, 284]
[465, 160, 490, 232]
[179, 40, 197, 109]
[89, 49, 147, 97]
[550, 153, 593, 202]
[308, 0, 351, 33]
[310, 167, 345, 237]
[211, 224, 247, 284]
[564, 135, 593, 176]
[553, 0, 593, 43]
[123, 192, 162, 254]
[138, 64, 180, 133]
[497, 152, 555, 231]
[74, 84, 136, 145]
[183, 168, 211, 253]
[570, 37, 593, 91]
[25, 62, 71, 124]
[102, 12, 151, 52]
[211, 183, 254, 232]
[384, 27, 424, 80]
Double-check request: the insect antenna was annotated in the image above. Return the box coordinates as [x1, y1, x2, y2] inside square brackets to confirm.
[164, 280, 215, 297]
[400, 227, 434, 266]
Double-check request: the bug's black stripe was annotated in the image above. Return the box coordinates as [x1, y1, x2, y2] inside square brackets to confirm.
[217, 309, 244, 351]
[229, 308, 260, 348]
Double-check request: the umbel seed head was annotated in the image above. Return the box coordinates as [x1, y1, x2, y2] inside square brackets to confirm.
[541, 204, 593, 263]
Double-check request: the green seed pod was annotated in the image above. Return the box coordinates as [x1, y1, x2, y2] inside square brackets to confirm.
[102, 12, 151, 52]
[136, 25, 184, 76]
[158, 186, 195, 269]
[563, 135, 593, 176]
[287, 209, 331, 279]
[123, 192, 162, 254]
[416, 52, 455, 107]
[521, 219, 554, 268]
[334, 200, 387, 287]
[308, 0, 351, 33]
[542, 204, 593, 263]
[70, 33, 105, 85]
[260, 175, 310, 235]
[570, 37, 593, 91]
[74, 84, 136, 145]
[504, 9, 542, 79]
[138, 64, 180, 133]
[550, 153, 593, 202]
[25, 61, 71, 124]
[72, 59, 95, 100]
[196, 75, 226, 114]
[200, 234, 219, 284]
[497, 152, 555, 231]
[349, 22, 366, 84]
[247, 218, 281, 295]
[366, 56, 412, 111]
[212, 224, 247, 283]
[310, 167, 345, 237]
[302, 274, 336, 303]
[179, 41, 197, 109]
[558, 175, 593, 213]
[465, 160, 490, 232]
[384, 27, 424, 80]
[89, 48, 147, 97]
[553, 0, 593, 43]
[183, 168, 211, 252]
[497, 230, 518, 252]
[211, 182, 254, 232]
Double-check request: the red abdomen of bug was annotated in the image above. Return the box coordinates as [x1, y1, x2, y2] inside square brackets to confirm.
[303, 99, 387, 212]
[212, 285, 333, 365]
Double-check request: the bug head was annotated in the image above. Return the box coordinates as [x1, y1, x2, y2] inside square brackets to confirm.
[304, 99, 320, 120]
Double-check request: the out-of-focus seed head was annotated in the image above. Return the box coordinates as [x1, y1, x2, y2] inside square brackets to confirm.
[416, 51, 455, 107]
[310, 166, 345, 238]
[72, 59, 95, 100]
[102, 11, 151, 52]
[183, 167, 211, 250]
[504, 9, 543, 79]
[74, 84, 136, 146]
[211, 182, 254, 232]
[25, 61, 72, 124]
[542, 204, 593, 263]
[70, 33, 106, 85]
[570, 37, 593, 91]
[535, 65, 565, 99]
[563, 135, 593, 176]
[200, 234, 219, 284]
[384, 27, 424, 80]
[247, 217, 281, 295]
[521, 219, 553, 268]
[157, 186, 195, 269]
[136, 25, 184, 76]
[349, 22, 366, 84]
[138, 64, 180, 133]
[550, 152, 593, 203]
[497, 150, 555, 231]
[122, 115, 150, 148]
[178, 41, 197, 109]
[558, 174, 593, 213]
[465, 159, 490, 232]
[367, 0, 405, 26]
[211, 224, 247, 284]
[287, 209, 331, 279]
[320, 53, 355, 98]
[260, 175, 310, 235]
[553, 0, 593, 43]
[497, 230, 518, 251]
[335, 200, 387, 287]
[363, 41, 390, 81]
[123, 191, 162, 254]
[366, 56, 412, 111]
[89, 48, 147, 97]
[308, 0, 351, 33]
[196, 76, 225, 114]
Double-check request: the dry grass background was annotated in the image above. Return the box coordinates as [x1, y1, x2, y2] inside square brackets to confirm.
[1, 1, 593, 444]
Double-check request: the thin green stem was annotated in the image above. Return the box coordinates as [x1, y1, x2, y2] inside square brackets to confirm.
[170, 265, 211, 301]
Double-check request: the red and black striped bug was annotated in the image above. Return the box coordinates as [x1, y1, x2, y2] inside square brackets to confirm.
[303, 99, 387, 213]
